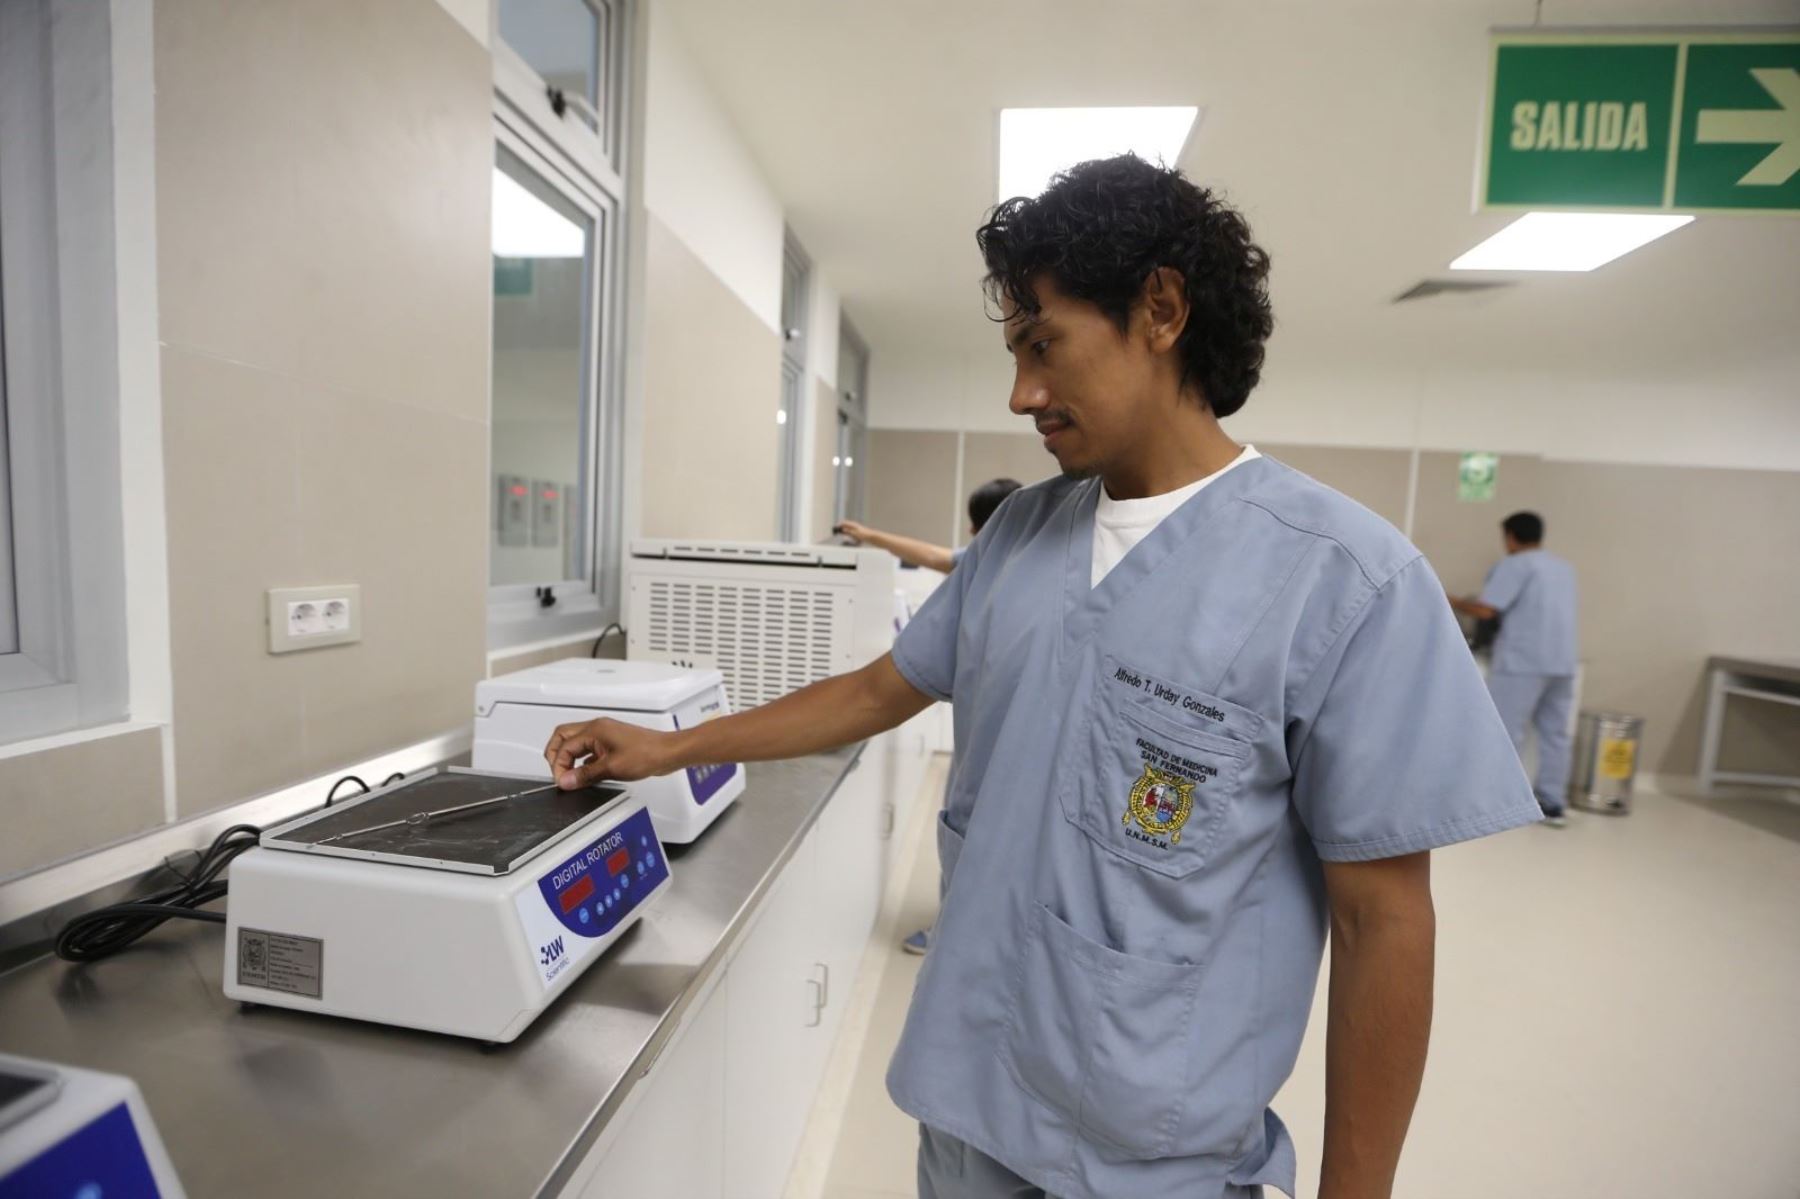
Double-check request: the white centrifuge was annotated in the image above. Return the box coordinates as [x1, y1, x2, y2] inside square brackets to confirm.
[473, 658, 745, 844]
[223, 768, 670, 1043]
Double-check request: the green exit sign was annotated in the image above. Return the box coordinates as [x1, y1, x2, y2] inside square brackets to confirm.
[1481, 31, 1800, 214]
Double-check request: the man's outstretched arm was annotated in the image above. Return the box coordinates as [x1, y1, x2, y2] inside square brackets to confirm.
[546, 652, 933, 787]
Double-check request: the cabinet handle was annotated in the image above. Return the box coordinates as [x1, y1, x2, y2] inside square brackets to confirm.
[805, 977, 824, 1027]
[815, 961, 831, 1009]
[881, 803, 896, 840]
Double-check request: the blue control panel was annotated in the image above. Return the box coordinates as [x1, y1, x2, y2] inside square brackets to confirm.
[685, 761, 737, 805]
[533, 807, 668, 940]
[1, 1102, 164, 1199]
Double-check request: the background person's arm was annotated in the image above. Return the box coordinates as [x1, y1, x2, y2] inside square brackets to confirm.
[1317, 852, 1435, 1199]
[1447, 593, 1499, 621]
[546, 653, 933, 787]
[836, 520, 958, 573]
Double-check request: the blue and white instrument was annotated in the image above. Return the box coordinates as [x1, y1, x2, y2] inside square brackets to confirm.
[473, 659, 745, 844]
[223, 768, 670, 1043]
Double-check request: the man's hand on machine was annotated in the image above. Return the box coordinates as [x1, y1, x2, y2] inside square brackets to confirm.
[545, 719, 674, 788]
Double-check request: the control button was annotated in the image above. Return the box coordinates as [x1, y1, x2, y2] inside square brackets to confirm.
[640, 835, 649, 847]
[579, 908, 590, 925]
[621, 875, 630, 889]
[647, 853, 658, 868]
[612, 888, 621, 902]
[636, 860, 646, 876]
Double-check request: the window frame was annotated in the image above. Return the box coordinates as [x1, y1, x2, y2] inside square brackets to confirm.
[776, 232, 811, 542]
[0, 0, 129, 745]
[834, 317, 871, 525]
[486, 0, 633, 651]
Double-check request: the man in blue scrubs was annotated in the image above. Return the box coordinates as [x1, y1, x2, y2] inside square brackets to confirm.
[547, 156, 1540, 1199]
[1451, 512, 1580, 826]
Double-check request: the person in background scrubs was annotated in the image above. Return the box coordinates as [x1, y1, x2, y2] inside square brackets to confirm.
[1450, 511, 1580, 826]
[837, 477, 1023, 576]
[545, 155, 1540, 1199]
[839, 477, 1025, 955]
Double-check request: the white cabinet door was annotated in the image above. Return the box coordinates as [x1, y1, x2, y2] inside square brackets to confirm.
[815, 750, 884, 1046]
[580, 980, 727, 1199]
[722, 833, 821, 1199]
[883, 714, 935, 885]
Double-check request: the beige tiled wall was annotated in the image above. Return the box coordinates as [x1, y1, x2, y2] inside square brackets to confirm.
[865, 430, 960, 547]
[957, 433, 1056, 545]
[154, 0, 492, 815]
[0, 729, 165, 879]
[639, 214, 783, 541]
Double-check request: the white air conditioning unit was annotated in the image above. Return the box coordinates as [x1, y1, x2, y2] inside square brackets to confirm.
[625, 540, 899, 711]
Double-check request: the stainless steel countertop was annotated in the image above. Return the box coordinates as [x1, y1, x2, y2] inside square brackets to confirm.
[0, 747, 862, 1197]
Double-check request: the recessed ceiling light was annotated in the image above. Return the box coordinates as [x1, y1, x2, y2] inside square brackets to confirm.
[1449, 212, 1693, 272]
[492, 168, 584, 258]
[998, 106, 1200, 202]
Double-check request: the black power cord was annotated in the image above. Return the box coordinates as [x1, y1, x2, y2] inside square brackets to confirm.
[590, 622, 625, 658]
[54, 771, 397, 964]
[325, 775, 370, 806]
[54, 824, 262, 963]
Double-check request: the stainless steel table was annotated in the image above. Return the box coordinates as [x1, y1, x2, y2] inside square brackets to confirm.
[0, 748, 860, 1197]
[1698, 655, 1800, 793]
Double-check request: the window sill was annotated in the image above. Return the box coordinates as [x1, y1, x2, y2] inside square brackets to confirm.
[0, 719, 162, 763]
[487, 588, 605, 653]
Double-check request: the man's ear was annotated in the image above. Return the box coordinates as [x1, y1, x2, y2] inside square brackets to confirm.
[1138, 267, 1189, 355]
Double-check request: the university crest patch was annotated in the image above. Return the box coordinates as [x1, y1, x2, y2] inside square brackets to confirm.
[1124, 764, 1195, 846]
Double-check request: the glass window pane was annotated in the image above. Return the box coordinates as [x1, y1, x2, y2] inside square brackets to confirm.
[490, 145, 595, 587]
[0, 238, 15, 657]
[498, 0, 601, 131]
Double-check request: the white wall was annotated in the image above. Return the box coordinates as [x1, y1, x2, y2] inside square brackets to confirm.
[638, 1, 860, 544]
[870, 345, 1800, 474]
[643, 0, 784, 333]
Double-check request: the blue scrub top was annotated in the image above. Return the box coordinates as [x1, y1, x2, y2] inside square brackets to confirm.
[1479, 549, 1579, 676]
[885, 456, 1539, 1199]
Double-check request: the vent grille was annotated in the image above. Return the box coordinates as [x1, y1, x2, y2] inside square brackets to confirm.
[642, 579, 843, 708]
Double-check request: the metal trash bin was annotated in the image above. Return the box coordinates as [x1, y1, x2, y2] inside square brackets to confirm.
[1569, 712, 1644, 815]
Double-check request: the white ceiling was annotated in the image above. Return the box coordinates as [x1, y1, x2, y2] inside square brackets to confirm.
[662, 0, 1800, 385]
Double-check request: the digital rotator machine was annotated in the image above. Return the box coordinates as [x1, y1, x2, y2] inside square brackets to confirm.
[219, 661, 741, 1042]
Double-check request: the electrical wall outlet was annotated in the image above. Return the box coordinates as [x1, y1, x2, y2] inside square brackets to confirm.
[268, 584, 362, 654]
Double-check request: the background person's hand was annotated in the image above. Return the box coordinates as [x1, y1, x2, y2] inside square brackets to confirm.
[544, 718, 674, 789]
[835, 520, 871, 544]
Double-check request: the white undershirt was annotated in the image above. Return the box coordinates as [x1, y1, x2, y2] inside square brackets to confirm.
[1091, 446, 1261, 587]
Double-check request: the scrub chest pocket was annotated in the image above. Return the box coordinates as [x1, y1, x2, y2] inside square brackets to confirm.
[1061, 661, 1252, 879]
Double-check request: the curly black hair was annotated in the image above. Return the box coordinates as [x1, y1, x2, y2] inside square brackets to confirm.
[976, 154, 1273, 418]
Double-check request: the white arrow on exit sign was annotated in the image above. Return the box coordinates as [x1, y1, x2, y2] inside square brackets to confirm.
[1695, 67, 1800, 186]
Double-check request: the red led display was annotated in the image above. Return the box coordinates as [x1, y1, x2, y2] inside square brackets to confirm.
[558, 874, 596, 913]
[607, 848, 631, 876]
